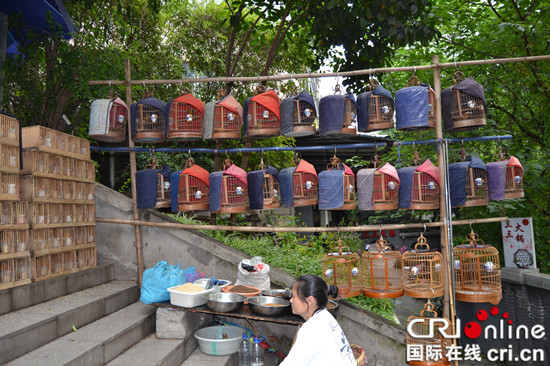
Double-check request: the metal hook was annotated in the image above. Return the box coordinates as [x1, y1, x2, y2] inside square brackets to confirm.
[109, 80, 112, 88]
[470, 219, 473, 233]
[423, 224, 426, 233]
[379, 225, 382, 237]
[413, 66, 417, 75]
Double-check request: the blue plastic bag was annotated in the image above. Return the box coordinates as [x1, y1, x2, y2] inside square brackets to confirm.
[140, 261, 186, 304]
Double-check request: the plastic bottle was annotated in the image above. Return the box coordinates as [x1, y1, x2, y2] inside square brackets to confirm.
[238, 333, 251, 366]
[251, 336, 265, 366]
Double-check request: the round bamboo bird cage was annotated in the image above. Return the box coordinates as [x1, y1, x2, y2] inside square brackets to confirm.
[403, 233, 444, 298]
[361, 234, 403, 298]
[322, 236, 362, 298]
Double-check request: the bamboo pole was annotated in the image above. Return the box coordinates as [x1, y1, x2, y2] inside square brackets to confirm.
[95, 216, 508, 233]
[125, 59, 145, 287]
[88, 55, 550, 86]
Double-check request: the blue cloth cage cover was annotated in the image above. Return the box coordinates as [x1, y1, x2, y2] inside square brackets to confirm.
[130, 97, 167, 143]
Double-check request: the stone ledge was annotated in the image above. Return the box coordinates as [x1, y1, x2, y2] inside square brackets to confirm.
[500, 267, 540, 284]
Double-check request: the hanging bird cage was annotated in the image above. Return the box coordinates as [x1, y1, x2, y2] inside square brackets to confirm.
[322, 236, 362, 298]
[442, 71, 486, 132]
[395, 74, 436, 131]
[131, 94, 167, 143]
[89, 96, 128, 142]
[486, 145, 524, 200]
[398, 158, 440, 210]
[453, 230, 502, 304]
[244, 86, 281, 138]
[203, 89, 243, 140]
[403, 233, 444, 298]
[248, 153, 280, 210]
[358, 147, 401, 211]
[356, 79, 394, 132]
[280, 90, 316, 137]
[167, 91, 205, 140]
[292, 158, 319, 207]
[135, 154, 172, 209]
[177, 158, 210, 211]
[406, 300, 452, 366]
[319, 84, 357, 136]
[361, 235, 403, 298]
[449, 149, 489, 208]
[318, 154, 355, 210]
[209, 159, 248, 213]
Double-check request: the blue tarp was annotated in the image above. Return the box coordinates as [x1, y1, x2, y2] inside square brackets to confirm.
[318, 170, 344, 210]
[395, 86, 430, 130]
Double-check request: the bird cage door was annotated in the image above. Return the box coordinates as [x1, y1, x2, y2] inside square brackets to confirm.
[322, 237, 362, 298]
[361, 235, 403, 298]
[403, 233, 444, 298]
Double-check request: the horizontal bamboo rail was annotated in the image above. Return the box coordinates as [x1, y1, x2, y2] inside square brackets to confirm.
[88, 55, 550, 86]
[95, 216, 507, 233]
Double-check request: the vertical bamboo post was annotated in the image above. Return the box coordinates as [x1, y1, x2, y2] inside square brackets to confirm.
[432, 55, 451, 318]
[125, 59, 145, 286]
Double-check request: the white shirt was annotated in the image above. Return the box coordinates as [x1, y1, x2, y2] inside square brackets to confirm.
[280, 308, 356, 366]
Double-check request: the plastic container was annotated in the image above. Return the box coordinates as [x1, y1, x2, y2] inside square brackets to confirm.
[238, 332, 251, 366]
[194, 325, 243, 356]
[251, 336, 265, 366]
[194, 278, 232, 292]
[167, 284, 213, 308]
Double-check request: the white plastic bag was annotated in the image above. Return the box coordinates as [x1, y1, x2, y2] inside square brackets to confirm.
[234, 257, 271, 291]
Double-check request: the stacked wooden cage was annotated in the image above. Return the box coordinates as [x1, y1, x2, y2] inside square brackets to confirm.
[0, 113, 32, 290]
[20, 126, 96, 281]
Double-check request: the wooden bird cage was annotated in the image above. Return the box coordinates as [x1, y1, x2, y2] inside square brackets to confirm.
[167, 92, 205, 140]
[89, 97, 128, 142]
[505, 156, 524, 199]
[342, 94, 357, 135]
[218, 160, 248, 213]
[261, 170, 280, 209]
[453, 230, 502, 304]
[131, 96, 167, 143]
[319, 155, 355, 210]
[403, 233, 444, 298]
[248, 154, 281, 210]
[155, 171, 171, 209]
[372, 156, 400, 210]
[177, 158, 210, 211]
[486, 150, 524, 201]
[292, 158, 318, 207]
[406, 301, 452, 366]
[281, 90, 316, 137]
[212, 94, 243, 140]
[361, 235, 403, 298]
[246, 88, 281, 138]
[395, 74, 436, 131]
[364, 80, 394, 131]
[449, 152, 489, 208]
[322, 237, 362, 298]
[443, 73, 486, 132]
[410, 159, 440, 210]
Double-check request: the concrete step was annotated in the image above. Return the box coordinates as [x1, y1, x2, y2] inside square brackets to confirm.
[106, 334, 188, 366]
[0, 264, 115, 315]
[180, 347, 238, 366]
[0, 280, 139, 364]
[6, 301, 155, 366]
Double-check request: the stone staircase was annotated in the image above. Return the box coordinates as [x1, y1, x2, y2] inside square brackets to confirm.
[0, 264, 237, 366]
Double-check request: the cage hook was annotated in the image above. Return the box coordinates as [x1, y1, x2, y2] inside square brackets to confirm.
[423, 223, 427, 233]
[379, 225, 382, 238]
[413, 66, 416, 75]
[470, 219, 473, 233]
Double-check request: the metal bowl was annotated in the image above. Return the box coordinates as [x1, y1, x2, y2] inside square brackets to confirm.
[247, 295, 290, 316]
[202, 292, 247, 313]
[261, 288, 292, 299]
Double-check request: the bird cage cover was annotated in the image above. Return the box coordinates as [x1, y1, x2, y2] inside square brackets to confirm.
[135, 165, 171, 209]
[243, 90, 281, 137]
[166, 93, 205, 138]
[89, 97, 128, 142]
[318, 164, 354, 210]
[280, 90, 317, 137]
[395, 85, 432, 130]
[356, 85, 394, 132]
[130, 97, 167, 142]
[177, 163, 210, 211]
[247, 166, 279, 210]
[449, 155, 487, 207]
[170, 169, 183, 213]
[357, 163, 400, 210]
[279, 159, 317, 208]
[203, 95, 243, 140]
[398, 159, 440, 209]
[209, 164, 248, 212]
[486, 156, 523, 200]
[318, 93, 356, 136]
[442, 77, 486, 132]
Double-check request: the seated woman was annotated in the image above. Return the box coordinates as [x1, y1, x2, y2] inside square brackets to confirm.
[280, 274, 357, 366]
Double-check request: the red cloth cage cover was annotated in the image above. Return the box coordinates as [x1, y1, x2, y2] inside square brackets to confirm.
[244, 90, 281, 138]
[209, 161, 248, 213]
[292, 159, 319, 207]
[178, 160, 210, 211]
[398, 159, 440, 210]
[89, 97, 127, 142]
[167, 93, 205, 140]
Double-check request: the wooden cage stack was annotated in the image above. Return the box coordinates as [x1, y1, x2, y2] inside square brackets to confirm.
[20, 126, 97, 282]
[0, 114, 32, 290]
